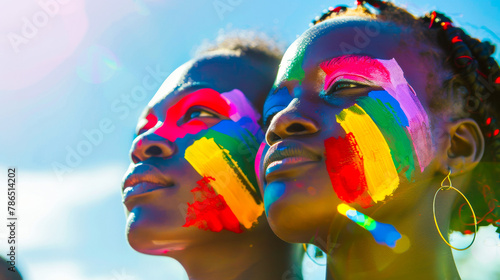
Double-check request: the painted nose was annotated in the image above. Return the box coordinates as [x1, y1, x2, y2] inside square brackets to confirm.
[130, 132, 176, 163]
[266, 110, 320, 145]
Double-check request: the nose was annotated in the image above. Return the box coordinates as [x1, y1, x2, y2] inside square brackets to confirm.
[265, 109, 320, 145]
[130, 132, 176, 163]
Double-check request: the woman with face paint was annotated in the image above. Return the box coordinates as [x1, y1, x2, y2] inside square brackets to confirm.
[260, 1, 500, 279]
[121, 34, 306, 280]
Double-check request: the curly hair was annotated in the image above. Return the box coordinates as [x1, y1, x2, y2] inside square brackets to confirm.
[194, 29, 284, 63]
[313, 1, 500, 236]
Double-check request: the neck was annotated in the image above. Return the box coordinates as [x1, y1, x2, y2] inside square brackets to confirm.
[167, 226, 302, 280]
[325, 175, 463, 280]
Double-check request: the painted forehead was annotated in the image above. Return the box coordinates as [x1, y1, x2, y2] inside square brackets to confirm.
[274, 18, 411, 85]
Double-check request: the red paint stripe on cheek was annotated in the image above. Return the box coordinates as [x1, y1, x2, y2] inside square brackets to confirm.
[155, 88, 231, 141]
[324, 133, 372, 208]
[183, 176, 243, 233]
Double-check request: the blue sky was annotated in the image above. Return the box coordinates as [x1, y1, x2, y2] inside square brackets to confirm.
[1, 0, 499, 279]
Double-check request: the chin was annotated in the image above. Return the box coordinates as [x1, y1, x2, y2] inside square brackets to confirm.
[125, 204, 191, 255]
[265, 189, 331, 245]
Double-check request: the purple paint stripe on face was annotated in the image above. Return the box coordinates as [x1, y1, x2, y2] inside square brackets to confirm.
[221, 89, 261, 124]
[377, 59, 433, 172]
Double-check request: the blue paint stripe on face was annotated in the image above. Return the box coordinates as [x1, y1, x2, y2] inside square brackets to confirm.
[263, 87, 293, 125]
[209, 119, 261, 155]
[264, 182, 286, 214]
[368, 91, 409, 127]
[210, 120, 254, 141]
[236, 116, 264, 141]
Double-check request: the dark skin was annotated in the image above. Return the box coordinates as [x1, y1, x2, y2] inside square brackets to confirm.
[0, 256, 22, 280]
[121, 53, 302, 280]
[261, 17, 484, 279]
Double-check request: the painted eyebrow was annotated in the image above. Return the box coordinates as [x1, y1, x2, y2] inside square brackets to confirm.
[320, 55, 391, 88]
[173, 88, 230, 117]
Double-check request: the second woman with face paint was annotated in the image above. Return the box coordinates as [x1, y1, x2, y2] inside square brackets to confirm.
[260, 1, 500, 279]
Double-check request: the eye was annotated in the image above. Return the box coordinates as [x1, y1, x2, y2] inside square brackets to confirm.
[326, 80, 369, 95]
[189, 110, 215, 119]
[185, 107, 219, 122]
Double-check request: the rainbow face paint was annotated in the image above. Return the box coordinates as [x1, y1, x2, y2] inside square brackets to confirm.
[184, 122, 263, 230]
[337, 203, 401, 248]
[184, 176, 242, 233]
[179, 89, 264, 232]
[137, 87, 264, 233]
[323, 56, 431, 207]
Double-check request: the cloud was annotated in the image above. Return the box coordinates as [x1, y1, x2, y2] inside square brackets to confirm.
[0, 164, 125, 251]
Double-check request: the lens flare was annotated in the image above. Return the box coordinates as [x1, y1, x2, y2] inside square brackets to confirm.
[337, 203, 402, 247]
[76, 45, 119, 84]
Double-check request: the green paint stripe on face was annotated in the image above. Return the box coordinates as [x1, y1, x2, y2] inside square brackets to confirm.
[285, 47, 306, 83]
[356, 95, 416, 181]
[201, 128, 262, 202]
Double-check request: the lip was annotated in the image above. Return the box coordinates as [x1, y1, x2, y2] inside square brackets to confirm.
[122, 164, 175, 207]
[263, 141, 322, 182]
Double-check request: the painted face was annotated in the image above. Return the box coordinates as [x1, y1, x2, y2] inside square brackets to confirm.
[122, 54, 274, 254]
[260, 18, 437, 244]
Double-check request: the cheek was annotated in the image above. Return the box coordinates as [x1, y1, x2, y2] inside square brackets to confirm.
[182, 120, 265, 232]
[183, 176, 243, 233]
[324, 133, 373, 208]
[358, 92, 417, 181]
[325, 93, 421, 208]
[377, 59, 433, 172]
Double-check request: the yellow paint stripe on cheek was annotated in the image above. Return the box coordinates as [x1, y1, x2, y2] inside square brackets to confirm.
[185, 137, 264, 229]
[336, 105, 399, 203]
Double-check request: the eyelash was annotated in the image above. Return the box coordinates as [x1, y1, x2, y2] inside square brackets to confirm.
[325, 80, 369, 96]
[184, 107, 219, 122]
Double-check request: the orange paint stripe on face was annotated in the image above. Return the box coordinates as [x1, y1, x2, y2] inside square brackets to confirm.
[336, 104, 399, 203]
[185, 137, 264, 229]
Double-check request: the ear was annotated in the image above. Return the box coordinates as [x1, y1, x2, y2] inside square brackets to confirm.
[437, 119, 485, 174]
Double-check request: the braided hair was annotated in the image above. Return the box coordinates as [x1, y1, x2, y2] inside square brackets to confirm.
[312, 1, 500, 236]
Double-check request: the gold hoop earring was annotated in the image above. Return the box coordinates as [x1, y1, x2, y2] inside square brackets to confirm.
[432, 169, 477, 251]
